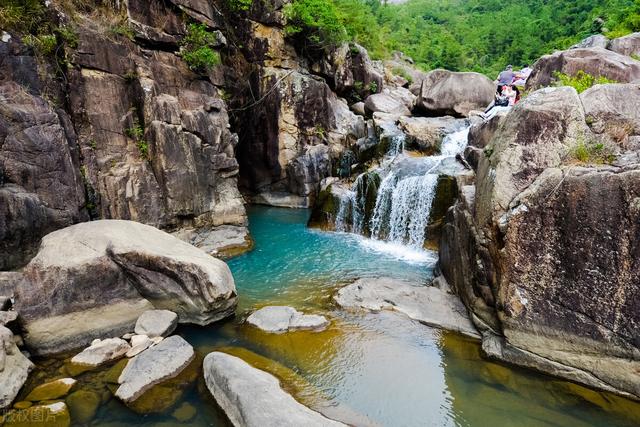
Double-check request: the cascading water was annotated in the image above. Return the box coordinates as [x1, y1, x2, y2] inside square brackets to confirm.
[340, 125, 471, 250]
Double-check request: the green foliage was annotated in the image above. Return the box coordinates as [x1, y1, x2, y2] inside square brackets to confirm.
[393, 67, 413, 84]
[23, 34, 57, 56]
[0, 0, 46, 34]
[110, 23, 135, 41]
[125, 122, 149, 160]
[180, 23, 221, 72]
[226, 0, 253, 12]
[368, 81, 378, 93]
[554, 71, 617, 93]
[604, 0, 640, 37]
[571, 139, 615, 164]
[284, 0, 348, 54]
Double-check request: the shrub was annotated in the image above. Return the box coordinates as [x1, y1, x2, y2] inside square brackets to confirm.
[0, 0, 46, 34]
[125, 121, 149, 160]
[23, 34, 57, 56]
[553, 70, 617, 93]
[570, 138, 615, 164]
[284, 0, 348, 54]
[226, 0, 253, 12]
[180, 23, 221, 72]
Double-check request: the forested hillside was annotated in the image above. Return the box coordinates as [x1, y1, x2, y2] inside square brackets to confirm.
[286, 0, 640, 75]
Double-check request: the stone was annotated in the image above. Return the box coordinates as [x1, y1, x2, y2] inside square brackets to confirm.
[71, 338, 131, 368]
[246, 306, 329, 333]
[398, 116, 468, 154]
[334, 278, 480, 339]
[15, 220, 237, 355]
[134, 310, 178, 338]
[416, 69, 495, 117]
[383, 56, 428, 95]
[351, 102, 366, 116]
[571, 34, 609, 49]
[580, 83, 640, 140]
[364, 93, 411, 116]
[3, 402, 71, 427]
[13, 401, 32, 409]
[0, 310, 18, 327]
[526, 47, 640, 90]
[608, 32, 640, 58]
[25, 378, 77, 402]
[126, 335, 153, 358]
[115, 336, 195, 403]
[203, 352, 346, 427]
[172, 402, 197, 422]
[0, 296, 10, 311]
[66, 390, 101, 425]
[173, 225, 253, 259]
[0, 326, 33, 409]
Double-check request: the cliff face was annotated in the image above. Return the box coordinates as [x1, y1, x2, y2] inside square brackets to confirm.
[0, 0, 373, 268]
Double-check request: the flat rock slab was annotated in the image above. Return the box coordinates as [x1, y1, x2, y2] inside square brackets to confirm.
[203, 352, 346, 427]
[134, 310, 178, 338]
[246, 306, 329, 333]
[115, 335, 195, 403]
[335, 278, 480, 339]
[25, 378, 77, 402]
[126, 335, 152, 358]
[71, 338, 131, 367]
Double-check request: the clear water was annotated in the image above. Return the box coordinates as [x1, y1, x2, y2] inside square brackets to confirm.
[21, 206, 640, 427]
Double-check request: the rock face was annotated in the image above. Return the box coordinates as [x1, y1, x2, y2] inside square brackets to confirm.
[398, 116, 468, 153]
[416, 69, 495, 117]
[203, 352, 346, 427]
[608, 32, 640, 58]
[116, 336, 195, 403]
[526, 48, 640, 90]
[440, 85, 640, 400]
[335, 278, 479, 339]
[134, 310, 178, 338]
[246, 306, 329, 333]
[571, 34, 610, 49]
[580, 83, 640, 140]
[0, 81, 87, 270]
[15, 220, 236, 355]
[0, 326, 33, 409]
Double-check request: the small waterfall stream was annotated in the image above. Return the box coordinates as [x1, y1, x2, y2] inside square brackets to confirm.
[335, 126, 471, 250]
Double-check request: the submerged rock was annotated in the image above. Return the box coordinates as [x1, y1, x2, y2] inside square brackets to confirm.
[0, 326, 34, 409]
[335, 278, 480, 339]
[134, 310, 178, 339]
[66, 390, 101, 424]
[15, 220, 236, 355]
[3, 401, 71, 427]
[115, 336, 195, 404]
[246, 306, 329, 333]
[71, 338, 130, 368]
[25, 378, 77, 402]
[203, 352, 347, 427]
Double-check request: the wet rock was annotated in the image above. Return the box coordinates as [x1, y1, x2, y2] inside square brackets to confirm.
[608, 32, 640, 58]
[3, 401, 71, 427]
[25, 378, 77, 402]
[335, 278, 480, 339]
[134, 310, 178, 339]
[246, 306, 329, 333]
[416, 69, 495, 117]
[15, 220, 236, 355]
[172, 402, 197, 422]
[571, 34, 609, 49]
[398, 116, 467, 154]
[71, 338, 131, 368]
[526, 48, 640, 90]
[66, 390, 101, 424]
[203, 352, 347, 427]
[0, 326, 34, 409]
[126, 335, 153, 358]
[115, 336, 195, 404]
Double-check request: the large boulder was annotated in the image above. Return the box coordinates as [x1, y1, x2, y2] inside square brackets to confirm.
[416, 69, 495, 117]
[526, 48, 640, 90]
[14, 220, 236, 355]
[571, 34, 609, 49]
[0, 326, 33, 409]
[203, 352, 347, 426]
[398, 116, 468, 154]
[608, 32, 640, 58]
[580, 83, 640, 138]
[364, 93, 411, 117]
[440, 85, 640, 400]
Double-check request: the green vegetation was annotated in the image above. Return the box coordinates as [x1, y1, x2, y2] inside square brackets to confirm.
[282, 0, 639, 75]
[180, 23, 221, 72]
[23, 34, 57, 56]
[125, 121, 149, 160]
[554, 71, 617, 93]
[571, 138, 615, 164]
[0, 0, 46, 34]
[226, 0, 253, 12]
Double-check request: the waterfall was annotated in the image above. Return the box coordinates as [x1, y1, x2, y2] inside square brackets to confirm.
[388, 134, 406, 157]
[335, 190, 354, 232]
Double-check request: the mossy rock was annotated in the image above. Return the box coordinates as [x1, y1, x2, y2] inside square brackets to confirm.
[3, 402, 71, 427]
[308, 185, 339, 230]
[66, 390, 101, 424]
[171, 402, 197, 422]
[13, 401, 33, 410]
[25, 379, 77, 402]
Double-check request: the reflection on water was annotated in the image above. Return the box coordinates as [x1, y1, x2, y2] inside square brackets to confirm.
[21, 206, 640, 426]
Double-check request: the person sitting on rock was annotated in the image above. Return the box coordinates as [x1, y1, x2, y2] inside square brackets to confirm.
[496, 65, 515, 93]
[513, 65, 532, 86]
[503, 85, 518, 106]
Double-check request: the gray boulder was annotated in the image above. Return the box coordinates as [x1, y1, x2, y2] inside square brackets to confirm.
[134, 310, 178, 338]
[526, 48, 640, 90]
[571, 34, 609, 49]
[398, 116, 468, 154]
[71, 338, 131, 367]
[116, 335, 195, 403]
[0, 326, 33, 409]
[416, 69, 495, 117]
[608, 32, 640, 58]
[580, 83, 640, 138]
[246, 306, 329, 333]
[15, 220, 236, 355]
[364, 93, 411, 117]
[203, 352, 346, 427]
[335, 278, 479, 339]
